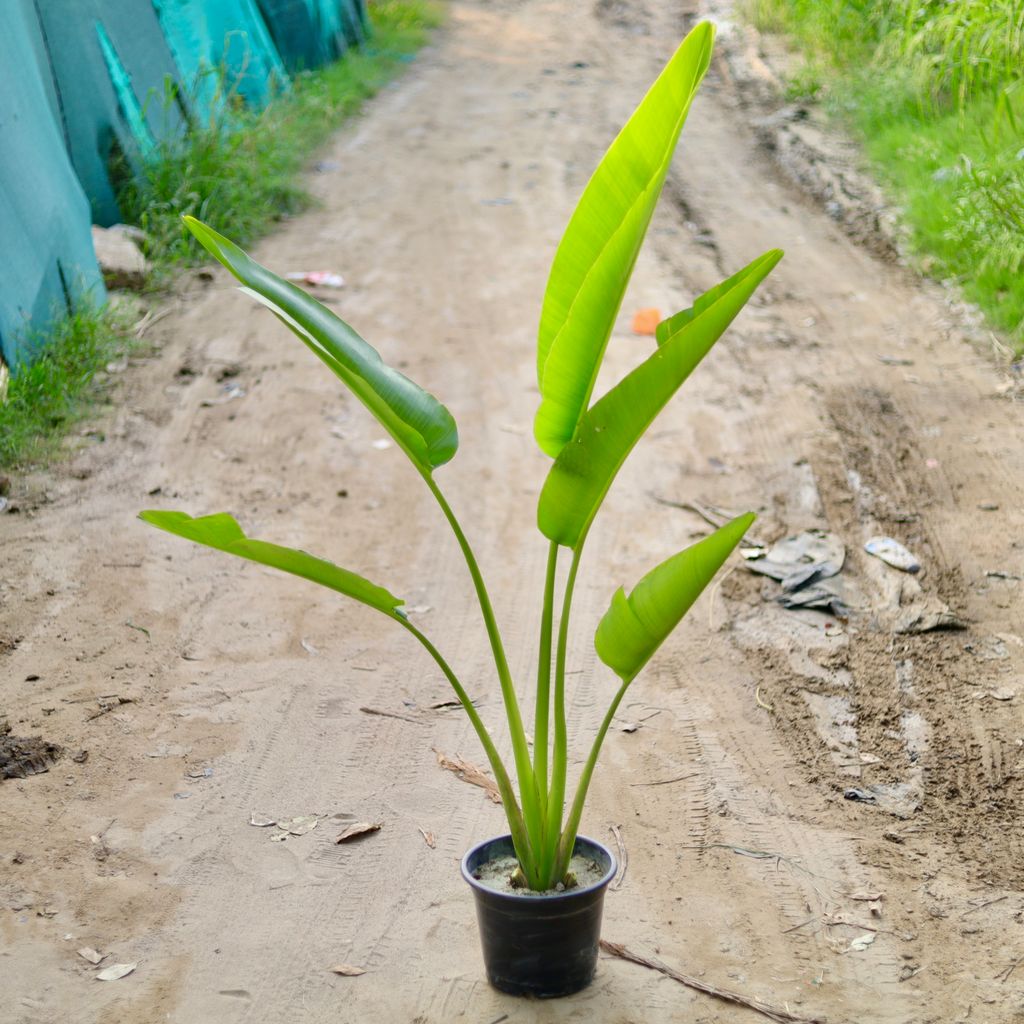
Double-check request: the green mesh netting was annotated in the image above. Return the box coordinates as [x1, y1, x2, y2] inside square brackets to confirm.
[2, 0, 368, 372]
[0, 0, 106, 368]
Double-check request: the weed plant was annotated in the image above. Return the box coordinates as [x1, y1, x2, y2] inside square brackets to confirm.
[119, 0, 442, 273]
[747, 0, 1024, 352]
[0, 1, 440, 469]
[0, 300, 136, 468]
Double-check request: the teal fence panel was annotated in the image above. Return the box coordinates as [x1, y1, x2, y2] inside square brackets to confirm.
[1, 0, 370, 373]
[35, 0, 186, 226]
[0, 0, 106, 369]
[256, 0, 333, 71]
[255, 0, 368, 72]
[152, 0, 289, 121]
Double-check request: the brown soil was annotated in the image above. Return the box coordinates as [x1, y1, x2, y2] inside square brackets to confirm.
[2, 1, 1022, 1021]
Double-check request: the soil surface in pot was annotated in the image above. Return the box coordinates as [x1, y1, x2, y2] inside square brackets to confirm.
[472, 853, 606, 896]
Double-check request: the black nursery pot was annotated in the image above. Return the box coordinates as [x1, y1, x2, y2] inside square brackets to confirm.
[461, 834, 616, 998]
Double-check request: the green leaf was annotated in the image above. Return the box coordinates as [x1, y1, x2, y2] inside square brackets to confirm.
[183, 216, 458, 472]
[534, 22, 715, 458]
[594, 513, 754, 680]
[538, 250, 782, 548]
[655, 252, 782, 347]
[139, 511, 406, 618]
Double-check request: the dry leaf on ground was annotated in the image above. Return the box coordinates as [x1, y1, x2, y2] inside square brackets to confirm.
[277, 815, 320, 837]
[96, 962, 137, 981]
[330, 964, 365, 976]
[433, 748, 501, 803]
[335, 822, 382, 843]
[77, 947, 105, 965]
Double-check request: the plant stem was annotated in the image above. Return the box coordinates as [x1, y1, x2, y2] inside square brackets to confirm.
[554, 670, 635, 879]
[422, 474, 544, 861]
[398, 617, 533, 868]
[533, 541, 559, 811]
[541, 543, 583, 885]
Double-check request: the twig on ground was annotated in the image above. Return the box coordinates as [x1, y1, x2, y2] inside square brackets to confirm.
[600, 940, 826, 1024]
[707, 565, 736, 630]
[359, 705, 423, 725]
[821, 913, 915, 941]
[86, 697, 134, 721]
[961, 895, 1008, 917]
[782, 917, 817, 934]
[648, 494, 766, 546]
[756, 685, 775, 712]
[684, 843, 833, 883]
[609, 825, 628, 891]
[995, 956, 1024, 983]
[630, 772, 699, 787]
[133, 307, 173, 338]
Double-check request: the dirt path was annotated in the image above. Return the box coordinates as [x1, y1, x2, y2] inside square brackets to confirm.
[3, 1, 1023, 1021]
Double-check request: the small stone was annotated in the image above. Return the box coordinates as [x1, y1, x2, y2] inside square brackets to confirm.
[91, 225, 150, 290]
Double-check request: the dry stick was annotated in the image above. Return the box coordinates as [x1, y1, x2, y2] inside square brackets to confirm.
[995, 956, 1024, 983]
[782, 917, 817, 935]
[648, 494, 766, 546]
[85, 697, 133, 722]
[630, 771, 699, 788]
[707, 564, 736, 631]
[600, 941, 825, 1024]
[961, 895, 1008, 917]
[685, 843, 835, 884]
[134, 306, 173, 338]
[609, 825, 628, 891]
[358, 705, 423, 725]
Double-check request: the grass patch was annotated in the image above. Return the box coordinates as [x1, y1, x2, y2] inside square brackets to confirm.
[0, 301, 138, 469]
[119, 0, 443, 272]
[746, 0, 1024, 352]
[0, 1, 441, 470]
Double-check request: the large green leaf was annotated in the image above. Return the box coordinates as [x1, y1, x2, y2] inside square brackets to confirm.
[534, 23, 715, 458]
[655, 252, 782, 347]
[139, 511, 406, 618]
[538, 250, 782, 548]
[594, 513, 754, 680]
[183, 217, 458, 472]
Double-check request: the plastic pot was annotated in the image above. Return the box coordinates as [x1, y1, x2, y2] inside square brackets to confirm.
[461, 834, 616, 998]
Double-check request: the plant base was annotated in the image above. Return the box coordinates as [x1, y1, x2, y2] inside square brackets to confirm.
[461, 834, 616, 998]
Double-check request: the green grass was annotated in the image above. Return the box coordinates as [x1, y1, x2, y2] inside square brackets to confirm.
[120, 0, 443, 272]
[746, 0, 1024, 352]
[0, 0, 441, 470]
[0, 301, 137, 469]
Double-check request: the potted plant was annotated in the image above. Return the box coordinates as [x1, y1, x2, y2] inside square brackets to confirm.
[140, 21, 781, 998]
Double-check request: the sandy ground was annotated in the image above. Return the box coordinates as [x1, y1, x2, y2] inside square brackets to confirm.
[3, 1, 1024, 1021]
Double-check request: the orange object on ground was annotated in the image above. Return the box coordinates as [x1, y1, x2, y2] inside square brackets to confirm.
[631, 307, 661, 335]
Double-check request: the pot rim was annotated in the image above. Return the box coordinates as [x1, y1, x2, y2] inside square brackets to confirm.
[460, 833, 617, 903]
